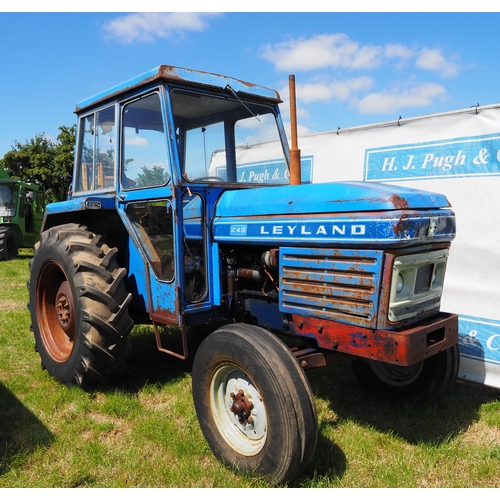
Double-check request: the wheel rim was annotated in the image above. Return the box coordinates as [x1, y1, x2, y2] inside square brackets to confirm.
[369, 360, 424, 387]
[210, 364, 267, 456]
[36, 261, 76, 362]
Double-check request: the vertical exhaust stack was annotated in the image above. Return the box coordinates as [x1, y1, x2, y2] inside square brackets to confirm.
[289, 75, 302, 186]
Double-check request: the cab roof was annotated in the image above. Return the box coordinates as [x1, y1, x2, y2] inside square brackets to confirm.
[75, 65, 282, 113]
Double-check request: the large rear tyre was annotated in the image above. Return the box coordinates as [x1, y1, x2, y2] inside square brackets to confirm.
[192, 323, 317, 485]
[351, 344, 460, 403]
[28, 223, 134, 388]
[0, 226, 19, 260]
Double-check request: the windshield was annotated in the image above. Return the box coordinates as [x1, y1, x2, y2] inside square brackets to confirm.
[171, 89, 289, 185]
[0, 184, 17, 217]
[0, 185, 13, 206]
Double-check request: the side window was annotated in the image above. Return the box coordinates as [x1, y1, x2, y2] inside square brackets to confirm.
[121, 93, 170, 190]
[24, 189, 34, 233]
[35, 191, 44, 215]
[127, 200, 174, 281]
[182, 193, 207, 302]
[75, 105, 115, 192]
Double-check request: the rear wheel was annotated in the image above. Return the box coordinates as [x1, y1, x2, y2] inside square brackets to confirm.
[351, 344, 460, 403]
[28, 223, 134, 387]
[0, 226, 19, 260]
[192, 323, 317, 485]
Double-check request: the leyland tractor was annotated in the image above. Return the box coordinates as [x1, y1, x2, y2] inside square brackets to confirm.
[0, 166, 44, 260]
[28, 66, 459, 484]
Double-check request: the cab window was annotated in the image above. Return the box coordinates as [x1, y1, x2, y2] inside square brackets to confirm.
[121, 93, 170, 190]
[75, 105, 115, 192]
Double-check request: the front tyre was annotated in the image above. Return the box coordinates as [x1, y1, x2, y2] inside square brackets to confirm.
[28, 224, 134, 388]
[192, 324, 317, 485]
[351, 344, 460, 403]
[0, 226, 19, 260]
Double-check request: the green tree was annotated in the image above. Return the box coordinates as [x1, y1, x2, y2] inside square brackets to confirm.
[52, 125, 77, 201]
[136, 165, 170, 187]
[0, 125, 76, 203]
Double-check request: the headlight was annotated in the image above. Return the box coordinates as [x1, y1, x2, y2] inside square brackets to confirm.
[388, 249, 449, 322]
[396, 273, 404, 293]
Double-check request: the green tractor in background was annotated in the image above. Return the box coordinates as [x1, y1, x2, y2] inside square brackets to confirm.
[0, 167, 44, 260]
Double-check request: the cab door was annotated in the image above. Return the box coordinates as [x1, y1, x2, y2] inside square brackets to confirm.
[116, 91, 210, 331]
[116, 91, 180, 325]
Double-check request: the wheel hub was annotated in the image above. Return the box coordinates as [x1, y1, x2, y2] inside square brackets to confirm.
[210, 367, 267, 455]
[55, 281, 75, 333]
[230, 389, 254, 424]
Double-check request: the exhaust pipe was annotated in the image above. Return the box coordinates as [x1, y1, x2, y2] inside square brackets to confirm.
[289, 75, 302, 186]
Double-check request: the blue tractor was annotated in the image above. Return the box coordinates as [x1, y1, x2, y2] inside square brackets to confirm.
[28, 66, 459, 484]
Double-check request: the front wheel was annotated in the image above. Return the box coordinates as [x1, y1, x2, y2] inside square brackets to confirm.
[192, 323, 317, 485]
[0, 226, 19, 260]
[28, 223, 134, 387]
[351, 344, 460, 403]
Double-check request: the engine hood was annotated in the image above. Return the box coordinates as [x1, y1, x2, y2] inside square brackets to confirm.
[211, 181, 455, 247]
[215, 181, 451, 217]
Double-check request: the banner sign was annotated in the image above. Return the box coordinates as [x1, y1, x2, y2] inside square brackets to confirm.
[215, 155, 314, 184]
[459, 315, 500, 365]
[364, 133, 500, 181]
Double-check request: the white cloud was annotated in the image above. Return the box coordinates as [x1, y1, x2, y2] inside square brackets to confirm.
[416, 48, 460, 77]
[351, 82, 447, 114]
[261, 34, 460, 80]
[296, 82, 337, 102]
[329, 77, 375, 101]
[126, 136, 148, 147]
[102, 12, 221, 44]
[279, 77, 374, 105]
[277, 76, 374, 134]
[384, 43, 415, 59]
[260, 33, 410, 72]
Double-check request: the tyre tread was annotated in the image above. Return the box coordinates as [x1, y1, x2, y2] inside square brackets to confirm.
[192, 323, 318, 484]
[28, 223, 134, 388]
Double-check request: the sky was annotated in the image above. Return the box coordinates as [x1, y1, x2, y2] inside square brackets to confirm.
[1, 5, 499, 159]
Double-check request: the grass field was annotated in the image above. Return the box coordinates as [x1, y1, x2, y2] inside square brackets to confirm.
[1, 248, 499, 488]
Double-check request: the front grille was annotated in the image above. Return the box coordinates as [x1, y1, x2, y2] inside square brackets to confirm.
[279, 247, 383, 329]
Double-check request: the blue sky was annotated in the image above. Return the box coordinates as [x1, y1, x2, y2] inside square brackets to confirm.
[0, 7, 499, 158]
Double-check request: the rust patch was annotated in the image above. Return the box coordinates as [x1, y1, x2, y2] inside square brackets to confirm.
[389, 194, 409, 210]
[290, 312, 458, 366]
[393, 213, 409, 235]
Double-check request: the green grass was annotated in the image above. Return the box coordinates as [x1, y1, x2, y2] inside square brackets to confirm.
[1, 248, 499, 487]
